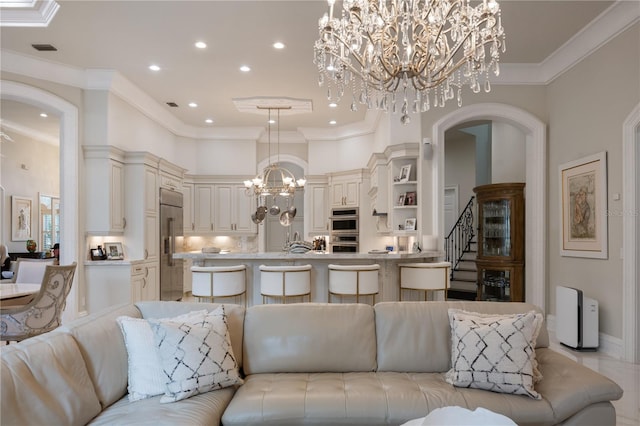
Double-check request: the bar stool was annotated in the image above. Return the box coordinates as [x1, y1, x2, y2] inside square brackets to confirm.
[259, 264, 312, 304]
[191, 265, 247, 306]
[328, 264, 380, 305]
[399, 261, 451, 301]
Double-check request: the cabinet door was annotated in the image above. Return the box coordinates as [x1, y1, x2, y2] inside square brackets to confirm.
[131, 267, 144, 303]
[233, 185, 256, 233]
[194, 185, 214, 232]
[309, 185, 328, 232]
[214, 185, 233, 232]
[142, 263, 159, 301]
[110, 161, 126, 232]
[144, 214, 158, 260]
[144, 167, 158, 214]
[331, 182, 345, 206]
[182, 183, 194, 234]
[344, 181, 359, 206]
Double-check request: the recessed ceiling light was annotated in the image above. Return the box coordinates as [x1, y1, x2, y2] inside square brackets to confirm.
[188, 102, 198, 108]
[195, 41, 207, 49]
[40, 113, 48, 118]
[205, 119, 213, 124]
[329, 120, 337, 125]
[273, 42, 285, 49]
[268, 119, 276, 124]
[329, 102, 338, 108]
[240, 65, 251, 72]
[149, 64, 161, 71]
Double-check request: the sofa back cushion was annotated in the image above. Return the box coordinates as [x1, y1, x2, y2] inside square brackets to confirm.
[1, 332, 102, 426]
[136, 301, 245, 369]
[374, 301, 549, 373]
[60, 303, 141, 408]
[243, 303, 376, 374]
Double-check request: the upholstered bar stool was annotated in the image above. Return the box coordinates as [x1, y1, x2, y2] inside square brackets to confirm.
[259, 264, 312, 304]
[328, 264, 380, 305]
[398, 261, 451, 301]
[191, 265, 247, 306]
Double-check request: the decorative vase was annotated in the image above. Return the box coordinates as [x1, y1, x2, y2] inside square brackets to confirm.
[26, 239, 37, 253]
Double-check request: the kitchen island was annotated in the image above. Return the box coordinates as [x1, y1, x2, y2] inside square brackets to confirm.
[174, 251, 443, 306]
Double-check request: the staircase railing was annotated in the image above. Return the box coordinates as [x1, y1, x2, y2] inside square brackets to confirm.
[445, 196, 475, 276]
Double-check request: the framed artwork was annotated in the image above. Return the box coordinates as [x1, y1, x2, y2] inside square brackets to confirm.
[398, 164, 412, 182]
[11, 196, 32, 241]
[104, 242, 125, 260]
[397, 194, 406, 206]
[404, 217, 417, 231]
[405, 191, 417, 205]
[559, 151, 608, 259]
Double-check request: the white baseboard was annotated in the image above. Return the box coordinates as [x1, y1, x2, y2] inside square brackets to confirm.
[545, 314, 622, 359]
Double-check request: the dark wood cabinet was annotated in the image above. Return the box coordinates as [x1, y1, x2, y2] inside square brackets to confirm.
[474, 183, 525, 302]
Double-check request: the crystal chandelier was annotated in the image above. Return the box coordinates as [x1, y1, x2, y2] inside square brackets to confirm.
[244, 107, 306, 225]
[314, 0, 505, 124]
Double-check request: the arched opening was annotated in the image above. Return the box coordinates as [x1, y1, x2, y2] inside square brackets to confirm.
[430, 103, 547, 310]
[1, 80, 80, 320]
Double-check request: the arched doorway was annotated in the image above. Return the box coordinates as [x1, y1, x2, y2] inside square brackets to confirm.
[1, 80, 80, 320]
[622, 102, 640, 363]
[430, 103, 546, 310]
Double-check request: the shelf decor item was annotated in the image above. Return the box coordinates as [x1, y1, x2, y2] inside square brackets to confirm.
[104, 242, 124, 260]
[404, 218, 417, 231]
[26, 239, 37, 253]
[398, 165, 412, 183]
[559, 152, 608, 259]
[11, 196, 32, 241]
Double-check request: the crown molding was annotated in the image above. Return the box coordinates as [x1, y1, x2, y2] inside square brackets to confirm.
[0, 118, 58, 145]
[1, 2, 636, 139]
[0, 0, 59, 27]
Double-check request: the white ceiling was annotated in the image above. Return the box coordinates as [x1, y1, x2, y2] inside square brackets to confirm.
[0, 0, 620, 137]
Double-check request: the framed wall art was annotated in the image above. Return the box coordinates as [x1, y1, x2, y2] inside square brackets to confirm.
[559, 151, 608, 259]
[104, 242, 124, 260]
[11, 196, 32, 241]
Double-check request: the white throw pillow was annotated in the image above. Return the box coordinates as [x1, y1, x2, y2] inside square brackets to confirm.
[149, 305, 243, 403]
[117, 310, 207, 401]
[445, 309, 543, 399]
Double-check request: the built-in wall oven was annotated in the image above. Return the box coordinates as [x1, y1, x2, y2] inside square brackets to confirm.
[330, 207, 359, 253]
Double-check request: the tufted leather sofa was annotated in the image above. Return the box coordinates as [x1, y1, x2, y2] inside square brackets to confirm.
[0, 301, 623, 425]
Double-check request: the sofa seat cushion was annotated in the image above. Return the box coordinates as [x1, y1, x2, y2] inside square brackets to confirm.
[221, 372, 559, 426]
[1, 332, 102, 426]
[87, 386, 236, 426]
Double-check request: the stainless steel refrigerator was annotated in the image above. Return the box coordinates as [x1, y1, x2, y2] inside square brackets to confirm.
[159, 188, 184, 301]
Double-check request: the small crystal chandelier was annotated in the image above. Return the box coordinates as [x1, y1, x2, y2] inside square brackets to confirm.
[244, 107, 306, 225]
[314, 0, 505, 124]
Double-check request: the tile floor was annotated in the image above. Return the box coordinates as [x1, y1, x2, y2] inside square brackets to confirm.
[548, 336, 640, 426]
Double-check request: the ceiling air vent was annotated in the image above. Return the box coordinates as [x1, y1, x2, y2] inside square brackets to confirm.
[166, 102, 179, 107]
[32, 44, 57, 51]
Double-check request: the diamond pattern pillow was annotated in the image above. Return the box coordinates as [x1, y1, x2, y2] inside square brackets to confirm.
[445, 309, 543, 399]
[117, 310, 207, 401]
[150, 305, 243, 403]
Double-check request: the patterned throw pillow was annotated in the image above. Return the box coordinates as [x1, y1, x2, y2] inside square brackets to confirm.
[149, 305, 243, 403]
[117, 310, 208, 401]
[445, 309, 543, 399]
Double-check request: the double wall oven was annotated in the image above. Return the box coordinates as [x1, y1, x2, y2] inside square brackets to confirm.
[330, 207, 359, 253]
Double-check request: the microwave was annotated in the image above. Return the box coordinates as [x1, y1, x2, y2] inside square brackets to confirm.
[330, 207, 358, 233]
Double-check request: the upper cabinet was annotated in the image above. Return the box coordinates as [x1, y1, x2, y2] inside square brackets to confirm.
[181, 181, 194, 234]
[304, 175, 329, 236]
[329, 170, 363, 207]
[194, 183, 215, 233]
[214, 183, 257, 234]
[84, 146, 126, 235]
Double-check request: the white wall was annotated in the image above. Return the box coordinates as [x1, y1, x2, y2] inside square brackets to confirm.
[444, 133, 475, 212]
[492, 122, 526, 183]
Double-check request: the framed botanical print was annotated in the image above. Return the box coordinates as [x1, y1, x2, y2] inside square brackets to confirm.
[12, 196, 32, 241]
[559, 151, 608, 259]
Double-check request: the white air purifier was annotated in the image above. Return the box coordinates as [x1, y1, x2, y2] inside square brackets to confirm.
[556, 286, 599, 350]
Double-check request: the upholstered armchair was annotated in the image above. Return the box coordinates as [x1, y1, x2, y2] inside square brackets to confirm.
[0, 263, 77, 342]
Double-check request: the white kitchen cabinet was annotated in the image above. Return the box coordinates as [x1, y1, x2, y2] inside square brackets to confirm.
[214, 184, 257, 234]
[194, 184, 215, 233]
[182, 182, 194, 234]
[131, 261, 159, 303]
[83, 146, 126, 235]
[304, 176, 329, 235]
[329, 171, 362, 207]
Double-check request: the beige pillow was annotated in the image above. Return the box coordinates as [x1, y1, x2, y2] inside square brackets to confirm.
[446, 309, 543, 399]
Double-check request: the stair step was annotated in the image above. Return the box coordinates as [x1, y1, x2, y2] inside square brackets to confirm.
[447, 288, 476, 301]
[455, 267, 476, 272]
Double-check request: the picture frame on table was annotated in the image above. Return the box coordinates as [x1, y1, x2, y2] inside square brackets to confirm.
[104, 242, 125, 260]
[11, 196, 32, 241]
[404, 191, 417, 206]
[397, 194, 406, 206]
[404, 218, 417, 231]
[559, 151, 608, 259]
[398, 165, 412, 183]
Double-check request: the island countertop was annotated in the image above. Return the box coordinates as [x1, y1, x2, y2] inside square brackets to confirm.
[176, 250, 444, 306]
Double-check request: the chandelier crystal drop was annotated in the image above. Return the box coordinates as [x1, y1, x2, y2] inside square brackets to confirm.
[314, 0, 505, 124]
[244, 107, 306, 225]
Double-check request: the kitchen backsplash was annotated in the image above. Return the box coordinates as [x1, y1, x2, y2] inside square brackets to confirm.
[181, 235, 258, 253]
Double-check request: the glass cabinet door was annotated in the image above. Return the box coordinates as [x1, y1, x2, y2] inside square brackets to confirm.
[481, 199, 511, 257]
[478, 268, 511, 301]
